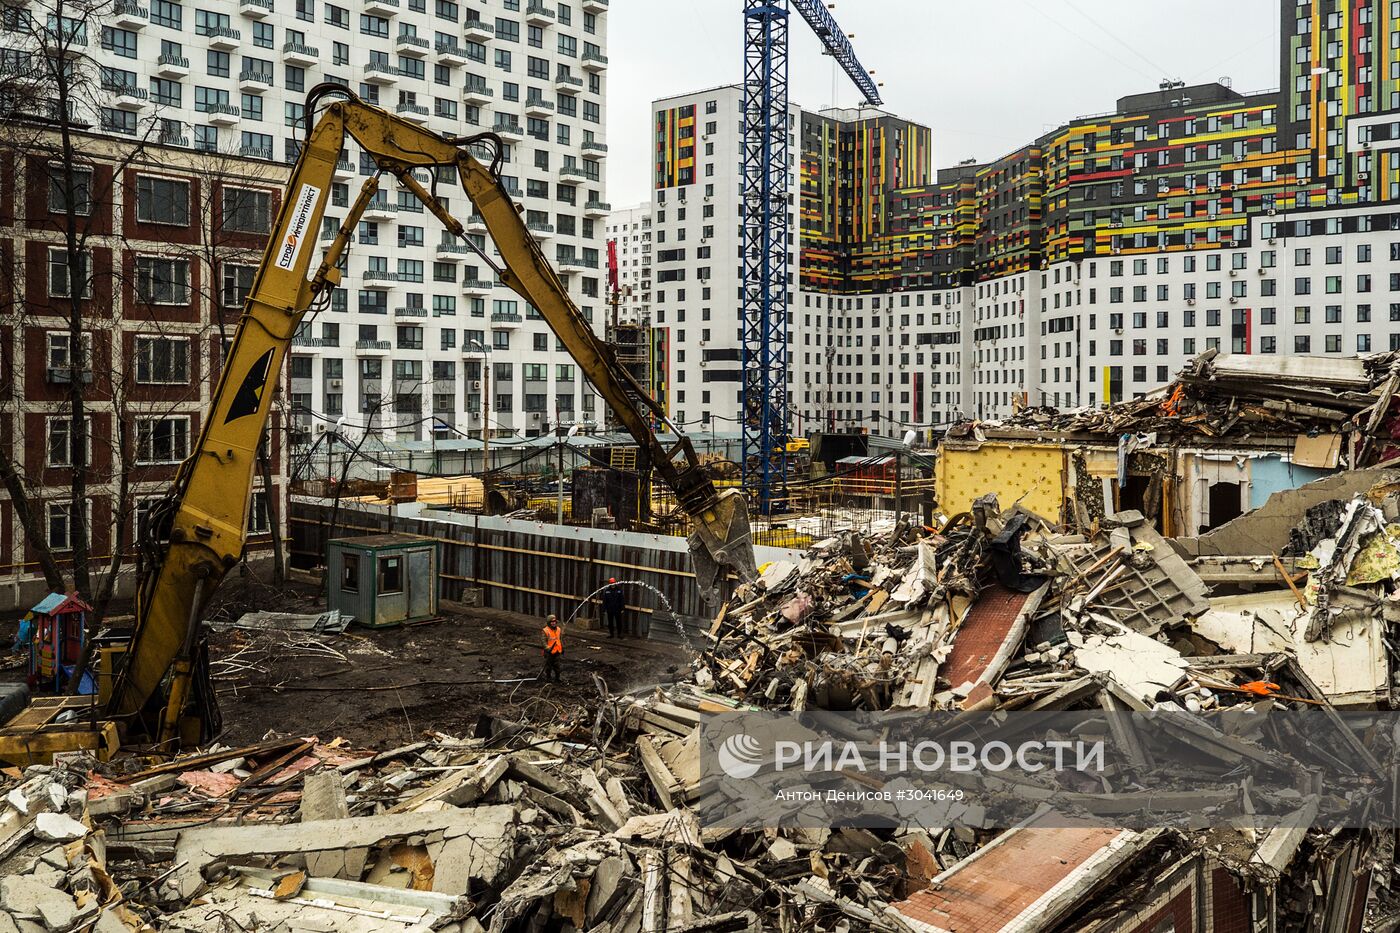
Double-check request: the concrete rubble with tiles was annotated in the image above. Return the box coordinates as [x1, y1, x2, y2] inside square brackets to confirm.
[12, 455, 1400, 927]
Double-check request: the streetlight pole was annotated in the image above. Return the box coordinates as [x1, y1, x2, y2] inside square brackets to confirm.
[469, 339, 491, 475]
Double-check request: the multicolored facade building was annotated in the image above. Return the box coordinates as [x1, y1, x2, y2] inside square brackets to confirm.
[647, 0, 1400, 435]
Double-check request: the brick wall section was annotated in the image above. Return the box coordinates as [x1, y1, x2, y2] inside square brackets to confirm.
[0, 130, 291, 612]
[941, 583, 1029, 689]
[1123, 888, 1193, 933]
[1210, 866, 1250, 933]
[894, 825, 1124, 932]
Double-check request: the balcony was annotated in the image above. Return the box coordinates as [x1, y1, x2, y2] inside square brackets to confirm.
[395, 32, 429, 56]
[205, 103, 242, 126]
[558, 165, 588, 185]
[558, 256, 588, 274]
[582, 50, 608, 72]
[362, 270, 400, 288]
[334, 158, 355, 179]
[104, 83, 149, 110]
[293, 335, 336, 348]
[493, 119, 523, 142]
[238, 143, 273, 160]
[204, 25, 242, 50]
[395, 102, 429, 124]
[553, 73, 583, 93]
[462, 80, 493, 106]
[282, 41, 319, 66]
[465, 213, 487, 233]
[436, 40, 468, 65]
[491, 311, 522, 327]
[582, 140, 608, 159]
[364, 61, 401, 84]
[462, 20, 494, 42]
[158, 133, 191, 148]
[238, 69, 273, 91]
[113, 1, 148, 28]
[239, 0, 272, 17]
[155, 54, 189, 78]
[524, 95, 554, 118]
[363, 200, 397, 221]
[584, 200, 611, 218]
[394, 306, 429, 318]
[582, 0, 608, 11]
[462, 277, 492, 295]
[363, 0, 398, 14]
[527, 221, 555, 239]
[355, 340, 391, 353]
[436, 241, 469, 260]
[524, 1, 555, 24]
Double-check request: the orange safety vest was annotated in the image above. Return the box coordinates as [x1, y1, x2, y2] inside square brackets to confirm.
[543, 624, 563, 654]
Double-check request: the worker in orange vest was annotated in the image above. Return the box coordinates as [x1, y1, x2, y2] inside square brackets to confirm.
[540, 614, 564, 684]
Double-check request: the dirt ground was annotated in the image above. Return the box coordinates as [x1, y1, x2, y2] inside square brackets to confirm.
[207, 603, 692, 748]
[0, 577, 693, 751]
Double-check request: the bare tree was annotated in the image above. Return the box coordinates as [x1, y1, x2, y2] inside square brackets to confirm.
[0, 0, 163, 606]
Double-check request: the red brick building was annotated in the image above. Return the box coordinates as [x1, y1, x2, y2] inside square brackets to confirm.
[0, 130, 289, 612]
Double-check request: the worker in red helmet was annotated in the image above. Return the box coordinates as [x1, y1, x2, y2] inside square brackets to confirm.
[601, 577, 626, 639]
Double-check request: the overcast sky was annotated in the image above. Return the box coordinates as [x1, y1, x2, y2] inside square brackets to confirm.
[603, 0, 1281, 206]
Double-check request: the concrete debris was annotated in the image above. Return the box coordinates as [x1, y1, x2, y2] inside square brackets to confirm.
[210, 609, 353, 634]
[18, 457, 1400, 929]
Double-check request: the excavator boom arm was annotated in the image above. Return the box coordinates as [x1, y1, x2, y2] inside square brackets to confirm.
[109, 88, 755, 731]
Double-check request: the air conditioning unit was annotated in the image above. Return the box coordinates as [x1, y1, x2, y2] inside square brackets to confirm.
[1113, 327, 1123, 335]
[529, 412, 542, 421]
[329, 379, 343, 389]
[1268, 237, 1277, 245]
[1228, 269, 1238, 277]
[1208, 185, 1218, 192]
[699, 340, 707, 346]
[1256, 268, 1266, 275]
[1267, 208, 1277, 216]
[472, 380, 482, 389]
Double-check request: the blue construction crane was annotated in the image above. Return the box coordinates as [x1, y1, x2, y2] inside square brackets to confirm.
[741, 0, 881, 515]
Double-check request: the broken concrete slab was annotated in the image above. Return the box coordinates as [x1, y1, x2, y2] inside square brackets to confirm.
[171, 806, 517, 898]
[0, 874, 79, 931]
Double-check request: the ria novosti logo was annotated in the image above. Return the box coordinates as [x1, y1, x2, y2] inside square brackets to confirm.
[717, 733, 765, 779]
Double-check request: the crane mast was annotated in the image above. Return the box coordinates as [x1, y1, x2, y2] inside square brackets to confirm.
[741, 0, 881, 514]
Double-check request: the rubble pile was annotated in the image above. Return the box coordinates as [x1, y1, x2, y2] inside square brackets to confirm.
[10, 474, 1400, 929]
[0, 723, 959, 933]
[949, 348, 1400, 456]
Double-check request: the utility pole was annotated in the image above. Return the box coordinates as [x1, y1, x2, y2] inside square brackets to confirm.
[557, 424, 578, 525]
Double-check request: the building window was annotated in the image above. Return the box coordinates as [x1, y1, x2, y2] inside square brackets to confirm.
[47, 248, 90, 298]
[137, 416, 191, 464]
[248, 489, 272, 534]
[135, 336, 190, 384]
[151, 0, 182, 29]
[136, 175, 190, 225]
[134, 257, 191, 305]
[221, 263, 256, 306]
[222, 187, 271, 233]
[47, 165, 92, 215]
[46, 503, 84, 551]
[46, 417, 88, 467]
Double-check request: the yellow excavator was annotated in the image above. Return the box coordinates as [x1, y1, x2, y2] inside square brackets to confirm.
[0, 85, 757, 764]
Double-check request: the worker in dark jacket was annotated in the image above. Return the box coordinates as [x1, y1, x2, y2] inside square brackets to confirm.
[601, 577, 626, 638]
[540, 614, 563, 683]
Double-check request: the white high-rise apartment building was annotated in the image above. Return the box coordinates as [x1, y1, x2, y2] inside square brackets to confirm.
[91, 0, 610, 442]
[650, 85, 800, 436]
[602, 202, 649, 324]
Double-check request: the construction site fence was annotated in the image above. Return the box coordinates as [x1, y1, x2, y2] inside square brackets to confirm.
[289, 498, 802, 640]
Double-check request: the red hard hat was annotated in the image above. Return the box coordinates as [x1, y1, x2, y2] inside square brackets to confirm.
[609, 577, 616, 583]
